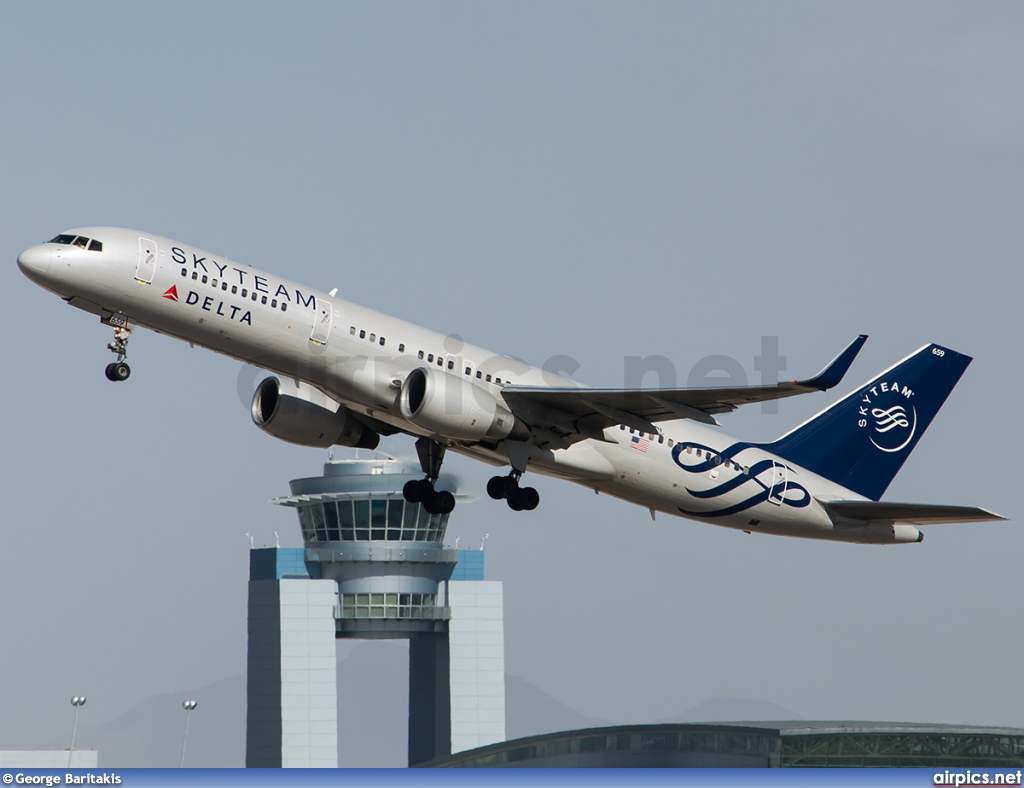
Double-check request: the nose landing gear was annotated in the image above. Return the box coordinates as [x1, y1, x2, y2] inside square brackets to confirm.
[105, 361, 131, 381]
[103, 319, 132, 382]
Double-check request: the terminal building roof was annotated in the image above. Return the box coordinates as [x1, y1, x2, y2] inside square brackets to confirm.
[423, 721, 1024, 768]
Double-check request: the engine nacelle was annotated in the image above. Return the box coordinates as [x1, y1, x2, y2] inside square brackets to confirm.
[251, 376, 379, 449]
[399, 367, 523, 442]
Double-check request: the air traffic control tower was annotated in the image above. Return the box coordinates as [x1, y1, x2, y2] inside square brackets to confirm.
[245, 458, 505, 768]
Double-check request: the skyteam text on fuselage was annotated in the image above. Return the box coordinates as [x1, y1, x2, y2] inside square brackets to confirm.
[17, 227, 1005, 544]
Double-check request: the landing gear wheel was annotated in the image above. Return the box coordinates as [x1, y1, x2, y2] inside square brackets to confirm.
[487, 475, 516, 500]
[105, 362, 131, 382]
[506, 484, 539, 512]
[403, 479, 434, 503]
[433, 491, 456, 515]
[423, 490, 456, 516]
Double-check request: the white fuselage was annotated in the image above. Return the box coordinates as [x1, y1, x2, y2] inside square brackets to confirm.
[19, 227, 882, 542]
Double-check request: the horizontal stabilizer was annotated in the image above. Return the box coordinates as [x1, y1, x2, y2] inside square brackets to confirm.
[820, 500, 1007, 526]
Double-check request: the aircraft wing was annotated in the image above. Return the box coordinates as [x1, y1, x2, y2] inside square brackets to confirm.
[820, 501, 1007, 525]
[501, 334, 868, 443]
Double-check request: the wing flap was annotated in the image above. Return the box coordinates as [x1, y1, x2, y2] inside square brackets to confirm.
[820, 500, 1007, 526]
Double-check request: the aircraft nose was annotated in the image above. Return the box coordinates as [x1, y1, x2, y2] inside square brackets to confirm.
[17, 245, 52, 278]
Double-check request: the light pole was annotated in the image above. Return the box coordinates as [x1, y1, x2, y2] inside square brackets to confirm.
[179, 700, 197, 768]
[68, 696, 86, 768]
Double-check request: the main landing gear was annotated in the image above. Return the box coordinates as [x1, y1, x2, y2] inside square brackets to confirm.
[487, 437, 539, 511]
[486, 473, 540, 511]
[403, 437, 456, 515]
[104, 320, 133, 382]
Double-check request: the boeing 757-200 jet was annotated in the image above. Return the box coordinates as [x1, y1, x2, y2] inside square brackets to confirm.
[17, 228, 1005, 544]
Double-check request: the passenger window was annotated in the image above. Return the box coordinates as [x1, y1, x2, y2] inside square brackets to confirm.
[427, 353, 433, 362]
[192, 272, 198, 281]
[369, 334, 376, 343]
[496, 377, 502, 384]
[212, 279, 218, 287]
[379, 337, 385, 346]
[251, 292, 258, 301]
[88, 240, 102, 252]
[261, 296, 267, 305]
[221, 282, 227, 291]
[436, 357, 443, 366]
[202, 275, 208, 284]
[447, 361, 454, 370]
[360, 330, 366, 339]
[399, 344, 405, 352]
[180, 268, 187, 277]
[476, 371, 482, 379]
[465, 367, 471, 375]
[485, 374, 492, 382]
[658, 435, 664, 444]
[350, 327, 356, 335]
[241, 288, 247, 297]
[668, 439, 674, 447]
[271, 299, 277, 307]
[281, 303, 287, 312]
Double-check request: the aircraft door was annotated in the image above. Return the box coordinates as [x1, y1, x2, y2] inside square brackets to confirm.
[768, 462, 788, 505]
[136, 237, 157, 283]
[311, 299, 333, 344]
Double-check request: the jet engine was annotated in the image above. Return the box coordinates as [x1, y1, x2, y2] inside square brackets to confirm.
[251, 376, 379, 449]
[399, 367, 526, 442]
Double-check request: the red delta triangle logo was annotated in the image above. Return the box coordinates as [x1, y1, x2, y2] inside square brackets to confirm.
[162, 285, 179, 302]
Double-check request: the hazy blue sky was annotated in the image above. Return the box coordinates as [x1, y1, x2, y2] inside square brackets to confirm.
[2, 1, 1022, 751]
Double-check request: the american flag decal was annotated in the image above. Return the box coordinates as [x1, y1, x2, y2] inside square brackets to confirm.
[630, 434, 650, 453]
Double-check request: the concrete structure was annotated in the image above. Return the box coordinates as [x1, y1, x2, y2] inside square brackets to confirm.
[245, 552, 339, 768]
[425, 722, 1024, 768]
[245, 458, 504, 768]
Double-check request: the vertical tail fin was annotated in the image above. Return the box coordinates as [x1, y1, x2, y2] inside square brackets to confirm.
[759, 343, 971, 501]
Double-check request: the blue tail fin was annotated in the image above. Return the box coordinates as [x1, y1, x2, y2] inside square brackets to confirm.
[759, 343, 971, 501]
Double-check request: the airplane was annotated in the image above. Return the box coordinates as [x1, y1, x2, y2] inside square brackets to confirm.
[17, 227, 1005, 544]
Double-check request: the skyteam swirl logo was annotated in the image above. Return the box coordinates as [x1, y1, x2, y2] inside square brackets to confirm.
[872, 405, 910, 432]
[670, 441, 810, 518]
[856, 380, 917, 453]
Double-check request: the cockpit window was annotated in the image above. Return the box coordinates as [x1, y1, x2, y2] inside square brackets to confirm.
[48, 234, 103, 251]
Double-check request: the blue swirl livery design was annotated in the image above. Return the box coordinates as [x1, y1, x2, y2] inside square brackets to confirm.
[671, 441, 810, 517]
